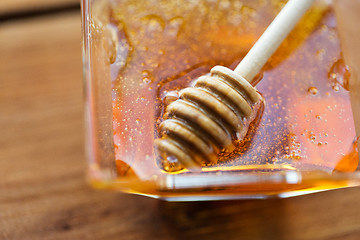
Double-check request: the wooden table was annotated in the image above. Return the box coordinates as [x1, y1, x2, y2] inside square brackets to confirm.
[1, 2, 360, 240]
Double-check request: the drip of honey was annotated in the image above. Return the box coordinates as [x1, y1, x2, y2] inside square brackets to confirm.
[99, 0, 358, 194]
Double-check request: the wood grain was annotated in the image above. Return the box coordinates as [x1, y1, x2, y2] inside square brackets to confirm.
[0, 0, 79, 16]
[1, 11, 360, 240]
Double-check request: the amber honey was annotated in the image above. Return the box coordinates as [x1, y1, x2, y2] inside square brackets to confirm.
[91, 0, 359, 198]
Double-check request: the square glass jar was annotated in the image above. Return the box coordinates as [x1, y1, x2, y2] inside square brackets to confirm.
[81, 0, 360, 201]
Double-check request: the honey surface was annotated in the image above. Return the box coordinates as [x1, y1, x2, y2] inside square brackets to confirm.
[107, 0, 357, 181]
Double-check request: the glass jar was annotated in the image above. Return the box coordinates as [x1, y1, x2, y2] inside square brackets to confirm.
[81, 0, 360, 201]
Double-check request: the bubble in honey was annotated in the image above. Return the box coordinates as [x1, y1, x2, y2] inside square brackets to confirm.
[328, 59, 351, 91]
[308, 131, 316, 142]
[307, 87, 318, 95]
[219, 0, 231, 9]
[142, 70, 154, 84]
[141, 14, 165, 32]
[167, 17, 184, 37]
[240, 5, 256, 17]
[332, 84, 340, 92]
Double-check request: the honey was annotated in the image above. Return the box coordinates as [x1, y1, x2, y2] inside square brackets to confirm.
[92, 0, 358, 197]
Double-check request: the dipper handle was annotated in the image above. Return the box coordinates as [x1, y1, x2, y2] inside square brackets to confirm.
[235, 0, 315, 83]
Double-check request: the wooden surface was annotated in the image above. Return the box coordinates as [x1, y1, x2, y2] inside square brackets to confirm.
[0, 0, 79, 16]
[1, 7, 360, 240]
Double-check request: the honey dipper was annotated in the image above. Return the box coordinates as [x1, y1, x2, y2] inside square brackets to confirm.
[155, 0, 315, 171]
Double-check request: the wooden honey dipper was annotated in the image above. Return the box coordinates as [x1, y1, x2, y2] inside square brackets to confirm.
[155, 0, 315, 171]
